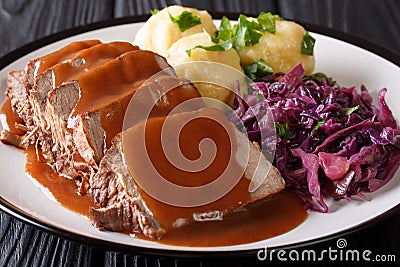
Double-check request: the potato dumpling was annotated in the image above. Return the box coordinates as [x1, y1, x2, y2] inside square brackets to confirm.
[239, 20, 315, 74]
[166, 32, 245, 107]
[133, 5, 217, 57]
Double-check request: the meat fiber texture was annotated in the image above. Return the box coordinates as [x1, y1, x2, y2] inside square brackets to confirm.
[4, 41, 180, 184]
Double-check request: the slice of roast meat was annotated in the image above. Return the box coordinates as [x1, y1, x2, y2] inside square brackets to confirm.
[5, 40, 202, 182]
[43, 49, 200, 178]
[30, 42, 139, 177]
[90, 108, 285, 239]
[30, 41, 138, 138]
[90, 134, 166, 239]
[6, 70, 32, 126]
[24, 40, 101, 91]
[15, 40, 102, 134]
[5, 40, 137, 174]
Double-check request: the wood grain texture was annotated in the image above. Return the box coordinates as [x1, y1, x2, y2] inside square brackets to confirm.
[278, 0, 400, 54]
[113, 0, 277, 17]
[1, 0, 400, 266]
[0, 213, 94, 266]
[0, 0, 113, 57]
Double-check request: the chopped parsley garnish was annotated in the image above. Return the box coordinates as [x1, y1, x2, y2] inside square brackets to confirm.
[257, 12, 281, 33]
[150, 9, 159, 15]
[256, 92, 265, 102]
[313, 120, 327, 131]
[307, 72, 328, 80]
[168, 10, 201, 32]
[243, 59, 273, 82]
[302, 31, 316, 55]
[232, 14, 263, 50]
[186, 39, 232, 57]
[216, 16, 233, 41]
[186, 12, 282, 54]
[274, 122, 291, 139]
[303, 72, 336, 85]
[341, 105, 360, 116]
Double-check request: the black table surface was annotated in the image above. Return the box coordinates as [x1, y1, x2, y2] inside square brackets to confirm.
[1, 1, 400, 266]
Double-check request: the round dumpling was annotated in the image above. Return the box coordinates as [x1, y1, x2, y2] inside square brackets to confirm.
[133, 5, 217, 57]
[166, 32, 245, 107]
[239, 20, 315, 74]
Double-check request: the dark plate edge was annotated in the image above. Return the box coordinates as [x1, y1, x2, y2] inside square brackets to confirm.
[0, 13, 400, 258]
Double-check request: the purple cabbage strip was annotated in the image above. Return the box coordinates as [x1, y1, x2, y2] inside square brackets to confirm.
[228, 63, 400, 212]
[292, 148, 328, 212]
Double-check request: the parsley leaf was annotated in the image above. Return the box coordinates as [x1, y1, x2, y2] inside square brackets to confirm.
[186, 39, 233, 57]
[184, 12, 285, 56]
[306, 72, 328, 80]
[256, 92, 265, 102]
[313, 120, 327, 131]
[217, 16, 233, 41]
[302, 31, 316, 55]
[303, 72, 336, 85]
[150, 9, 159, 15]
[244, 59, 273, 82]
[232, 14, 263, 50]
[341, 105, 360, 116]
[169, 10, 201, 32]
[274, 122, 291, 139]
[209, 13, 283, 52]
[257, 12, 281, 33]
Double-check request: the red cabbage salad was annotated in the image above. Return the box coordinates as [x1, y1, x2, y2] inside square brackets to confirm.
[228, 63, 400, 212]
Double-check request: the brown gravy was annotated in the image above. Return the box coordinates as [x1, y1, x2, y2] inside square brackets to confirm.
[2, 98, 307, 247]
[123, 108, 307, 246]
[35, 40, 101, 76]
[0, 98, 25, 136]
[36, 43, 202, 148]
[35, 41, 140, 148]
[51, 42, 138, 87]
[25, 142, 306, 246]
[158, 190, 307, 246]
[24, 143, 306, 246]
[25, 145, 96, 218]
[123, 108, 253, 232]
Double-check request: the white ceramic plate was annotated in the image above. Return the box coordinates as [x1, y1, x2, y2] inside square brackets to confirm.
[1, 17, 400, 255]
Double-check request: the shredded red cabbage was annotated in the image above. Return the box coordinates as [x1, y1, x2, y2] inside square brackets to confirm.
[228, 63, 400, 212]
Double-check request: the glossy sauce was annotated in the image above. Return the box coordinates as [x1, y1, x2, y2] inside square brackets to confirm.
[6, 105, 307, 247]
[123, 108, 253, 232]
[70, 50, 169, 116]
[24, 143, 307, 246]
[51, 42, 138, 87]
[88, 54, 201, 147]
[25, 145, 95, 217]
[35, 41, 139, 147]
[35, 40, 101, 77]
[38, 45, 202, 148]
[122, 106, 307, 245]
[0, 98, 25, 135]
[159, 190, 307, 246]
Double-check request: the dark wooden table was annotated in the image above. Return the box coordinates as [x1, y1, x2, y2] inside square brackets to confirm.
[1, 1, 399, 266]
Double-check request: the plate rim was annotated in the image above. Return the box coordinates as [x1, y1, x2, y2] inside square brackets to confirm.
[1, 13, 400, 258]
